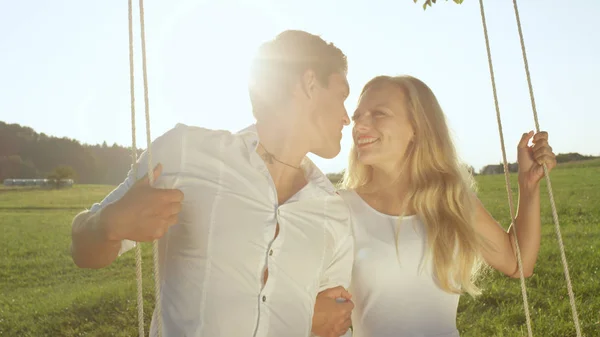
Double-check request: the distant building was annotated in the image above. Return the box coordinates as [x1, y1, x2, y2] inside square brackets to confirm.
[480, 163, 519, 175]
[3, 178, 74, 188]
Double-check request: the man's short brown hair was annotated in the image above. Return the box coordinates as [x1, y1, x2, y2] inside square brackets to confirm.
[248, 30, 348, 119]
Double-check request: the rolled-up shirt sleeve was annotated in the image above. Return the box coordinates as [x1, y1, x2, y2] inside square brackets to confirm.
[318, 200, 355, 292]
[318, 232, 354, 292]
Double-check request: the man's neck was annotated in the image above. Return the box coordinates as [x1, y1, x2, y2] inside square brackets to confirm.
[256, 120, 307, 169]
[255, 120, 309, 204]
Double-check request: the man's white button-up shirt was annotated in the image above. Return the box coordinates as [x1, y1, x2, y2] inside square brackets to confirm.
[88, 123, 354, 337]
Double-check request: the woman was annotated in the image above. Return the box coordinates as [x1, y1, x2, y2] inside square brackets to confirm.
[338, 75, 556, 337]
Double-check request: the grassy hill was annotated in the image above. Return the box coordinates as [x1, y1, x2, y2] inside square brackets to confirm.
[0, 160, 598, 336]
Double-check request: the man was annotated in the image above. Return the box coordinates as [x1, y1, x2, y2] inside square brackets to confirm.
[70, 30, 355, 337]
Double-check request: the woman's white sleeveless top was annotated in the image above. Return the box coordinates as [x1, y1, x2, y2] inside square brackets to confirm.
[339, 189, 460, 337]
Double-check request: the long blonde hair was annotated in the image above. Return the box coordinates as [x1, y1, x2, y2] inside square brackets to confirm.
[342, 75, 485, 296]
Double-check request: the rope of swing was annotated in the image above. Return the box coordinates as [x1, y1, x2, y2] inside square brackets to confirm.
[127, 0, 163, 335]
[477, 1, 533, 335]
[511, 0, 582, 335]
[478, 0, 582, 336]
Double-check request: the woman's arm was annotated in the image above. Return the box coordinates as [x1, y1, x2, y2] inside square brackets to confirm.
[473, 185, 541, 278]
[472, 131, 556, 278]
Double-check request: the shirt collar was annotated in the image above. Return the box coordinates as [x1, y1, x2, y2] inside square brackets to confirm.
[236, 124, 336, 195]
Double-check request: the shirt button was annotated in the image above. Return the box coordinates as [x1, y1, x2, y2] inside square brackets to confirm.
[269, 249, 273, 256]
[262, 295, 267, 302]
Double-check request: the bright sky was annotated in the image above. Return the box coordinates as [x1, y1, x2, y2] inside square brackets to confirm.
[1, 0, 598, 174]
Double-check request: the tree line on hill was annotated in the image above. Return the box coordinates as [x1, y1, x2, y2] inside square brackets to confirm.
[0, 121, 140, 185]
[1, 121, 598, 185]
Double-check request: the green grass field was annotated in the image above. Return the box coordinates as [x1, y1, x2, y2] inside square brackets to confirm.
[1, 160, 599, 336]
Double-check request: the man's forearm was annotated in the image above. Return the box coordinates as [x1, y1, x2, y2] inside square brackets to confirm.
[70, 209, 122, 269]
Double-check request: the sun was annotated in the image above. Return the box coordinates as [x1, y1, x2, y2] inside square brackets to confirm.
[144, 0, 294, 131]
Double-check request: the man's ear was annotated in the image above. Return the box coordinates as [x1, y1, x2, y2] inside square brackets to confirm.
[300, 69, 317, 100]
